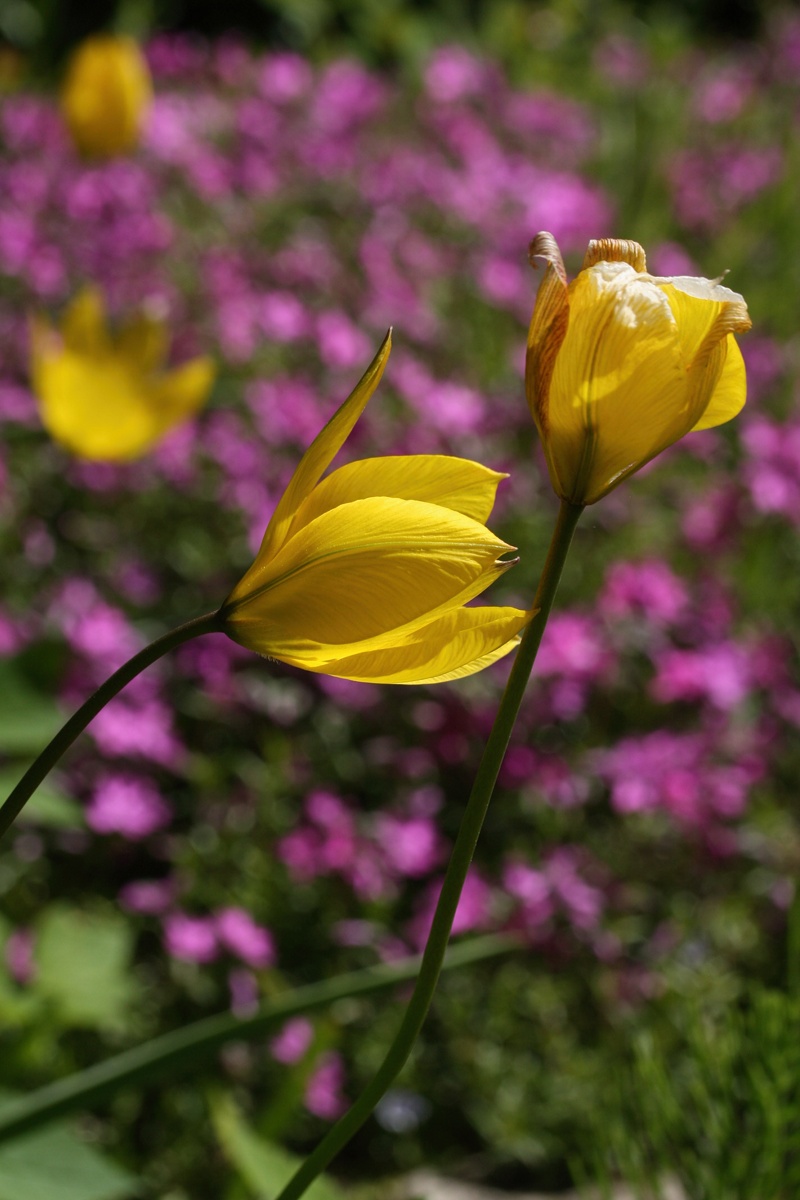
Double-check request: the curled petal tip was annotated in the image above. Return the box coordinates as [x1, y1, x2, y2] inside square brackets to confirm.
[582, 238, 647, 272]
[528, 232, 567, 282]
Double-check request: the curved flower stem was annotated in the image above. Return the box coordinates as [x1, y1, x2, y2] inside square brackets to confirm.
[275, 498, 584, 1200]
[0, 609, 223, 843]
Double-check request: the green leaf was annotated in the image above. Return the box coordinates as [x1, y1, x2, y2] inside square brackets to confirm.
[34, 906, 137, 1032]
[0, 769, 83, 828]
[0, 1108, 136, 1200]
[0, 663, 64, 755]
[211, 1093, 346, 1200]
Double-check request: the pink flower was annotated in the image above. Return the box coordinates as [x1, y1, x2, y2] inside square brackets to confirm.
[5, 928, 35, 984]
[270, 1017, 314, 1064]
[601, 560, 689, 628]
[650, 642, 753, 710]
[86, 774, 171, 839]
[424, 46, 487, 103]
[304, 1051, 347, 1120]
[503, 862, 553, 929]
[163, 912, 219, 963]
[316, 310, 371, 370]
[375, 814, 443, 878]
[118, 877, 176, 914]
[90, 697, 185, 767]
[215, 907, 276, 969]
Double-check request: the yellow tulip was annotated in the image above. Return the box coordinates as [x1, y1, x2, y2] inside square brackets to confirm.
[525, 233, 751, 505]
[61, 35, 152, 158]
[31, 288, 215, 461]
[221, 332, 530, 684]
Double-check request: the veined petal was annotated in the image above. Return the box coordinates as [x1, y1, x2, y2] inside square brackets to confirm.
[526, 234, 570, 470]
[301, 605, 532, 684]
[224, 496, 515, 653]
[35, 353, 158, 461]
[287, 455, 506, 537]
[548, 262, 687, 503]
[151, 356, 216, 429]
[258, 330, 392, 561]
[61, 288, 111, 355]
[582, 239, 647, 272]
[655, 277, 751, 370]
[692, 334, 746, 431]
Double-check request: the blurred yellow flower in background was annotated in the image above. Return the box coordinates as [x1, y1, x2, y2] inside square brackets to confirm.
[61, 35, 152, 158]
[31, 288, 215, 461]
[222, 332, 530, 684]
[526, 233, 751, 505]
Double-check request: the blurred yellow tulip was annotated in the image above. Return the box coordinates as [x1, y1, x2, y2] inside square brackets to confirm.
[31, 288, 215, 461]
[526, 233, 751, 505]
[61, 35, 152, 158]
[221, 332, 530, 684]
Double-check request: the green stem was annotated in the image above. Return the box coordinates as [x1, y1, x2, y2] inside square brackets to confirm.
[0, 933, 518, 1144]
[275, 498, 584, 1200]
[0, 610, 223, 842]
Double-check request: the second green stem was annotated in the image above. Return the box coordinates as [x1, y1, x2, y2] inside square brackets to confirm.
[274, 498, 584, 1200]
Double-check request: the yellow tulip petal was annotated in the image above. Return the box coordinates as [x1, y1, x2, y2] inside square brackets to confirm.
[224, 496, 515, 654]
[61, 287, 111, 356]
[548, 263, 688, 503]
[258, 330, 392, 561]
[526, 234, 570, 495]
[36, 353, 158, 461]
[152, 356, 216, 429]
[62, 36, 152, 158]
[582, 239, 647, 272]
[287, 455, 506, 537]
[656, 277, 750, 372]
[306, 605, 532, 684]
[117, 312, 169, 373]
[691, 334, 747, 432]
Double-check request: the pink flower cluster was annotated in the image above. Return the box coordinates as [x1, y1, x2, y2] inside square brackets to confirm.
[278, 790, 445, 902]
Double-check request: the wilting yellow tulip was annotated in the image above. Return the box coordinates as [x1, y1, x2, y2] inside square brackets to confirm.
[31, 288, 215, 461]
[221, 332, 530, 684]
[61, 35, 152, 158]
[525, 233, 751, 505]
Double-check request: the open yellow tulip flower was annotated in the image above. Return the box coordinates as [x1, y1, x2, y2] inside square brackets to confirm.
[61, 35, 152, 158]
[526, 233, 752, 505]
[221, 332, 530, 684]
[31, 288, 215, 461]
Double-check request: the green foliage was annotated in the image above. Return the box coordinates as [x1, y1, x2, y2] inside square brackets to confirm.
[212, 1093, 345, 1200]
[34, 906, 139, 1033]
[0, 1095, 137, 1200]
[581, 984, 800, 1199]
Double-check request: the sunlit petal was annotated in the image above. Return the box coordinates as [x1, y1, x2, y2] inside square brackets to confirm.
[303, 605, 532, 684]
[548, 263, 687, 503]
[224, 496, 515, 653]
[692, 335, 747, 431]
[526, 232, 750, 504]
[258, 330, 391, 562]
[287, 455, 506, 536]
[656, 277, 750, 371]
